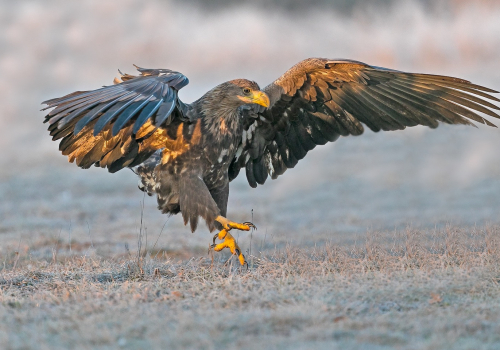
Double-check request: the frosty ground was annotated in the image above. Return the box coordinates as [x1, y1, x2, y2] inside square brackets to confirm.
[1, 222, 499, 349]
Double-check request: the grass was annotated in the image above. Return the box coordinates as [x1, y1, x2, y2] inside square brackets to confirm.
[0, 225, 499, 349]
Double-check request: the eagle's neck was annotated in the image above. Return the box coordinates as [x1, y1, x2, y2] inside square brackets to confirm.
[188, 93, 243, 167]
[194, 89, 244, 142]
[203, 107, 242, 144]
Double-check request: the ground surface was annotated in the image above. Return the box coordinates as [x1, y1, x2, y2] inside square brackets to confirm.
[1, 225, 499, 349]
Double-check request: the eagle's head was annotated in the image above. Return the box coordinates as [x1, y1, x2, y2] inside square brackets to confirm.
[230, 79, 270, 108]
[210, 79, 270, 110]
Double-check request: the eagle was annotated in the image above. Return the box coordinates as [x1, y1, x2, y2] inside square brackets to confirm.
[42, 58, 500, 266]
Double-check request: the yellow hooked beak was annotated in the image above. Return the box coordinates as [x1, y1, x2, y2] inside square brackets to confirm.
[238, 90, 270, 108]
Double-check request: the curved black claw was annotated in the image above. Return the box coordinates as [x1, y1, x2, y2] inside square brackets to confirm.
[243, 222, 257, 230]
[212, 233, 219, 245]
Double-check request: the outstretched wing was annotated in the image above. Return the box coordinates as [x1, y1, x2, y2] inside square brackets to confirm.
[229, 58, 500, 187]
[42, 66, 191, 173]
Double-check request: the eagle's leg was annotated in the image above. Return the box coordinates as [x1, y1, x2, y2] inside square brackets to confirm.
[210, 216, 256, 266]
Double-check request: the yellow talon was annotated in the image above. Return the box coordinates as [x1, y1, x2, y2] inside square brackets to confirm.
[210, 216, 256, 267]
[212, 229, 247, 266]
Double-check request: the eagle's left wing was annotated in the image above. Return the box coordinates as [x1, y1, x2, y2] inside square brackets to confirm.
[229, 58, 500, 187]
[42, 66, 191, 173]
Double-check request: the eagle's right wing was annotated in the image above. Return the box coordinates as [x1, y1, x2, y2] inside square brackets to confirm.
[42, 66, 192, 173]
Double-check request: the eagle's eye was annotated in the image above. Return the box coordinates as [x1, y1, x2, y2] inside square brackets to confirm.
[243, 87, 251, 94]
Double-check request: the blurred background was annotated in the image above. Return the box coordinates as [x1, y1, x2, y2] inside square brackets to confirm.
[1, 0, 500, 257]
